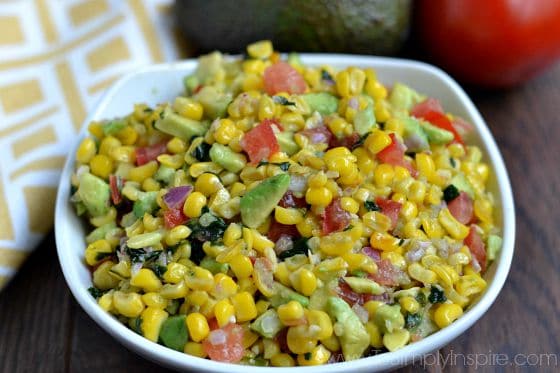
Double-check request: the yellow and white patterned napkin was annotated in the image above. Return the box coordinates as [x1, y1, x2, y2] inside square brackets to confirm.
[0, 0, 188, 290]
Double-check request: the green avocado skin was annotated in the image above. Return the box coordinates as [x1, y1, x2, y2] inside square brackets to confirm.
[174, 0, 411, 55]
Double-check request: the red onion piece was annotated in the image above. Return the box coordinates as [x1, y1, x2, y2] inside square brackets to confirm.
[163, 185, 192, 209]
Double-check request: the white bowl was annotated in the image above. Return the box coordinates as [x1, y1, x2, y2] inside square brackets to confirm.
[55, 55, 515, 373]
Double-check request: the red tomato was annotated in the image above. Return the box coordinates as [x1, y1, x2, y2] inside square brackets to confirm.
[322, 198, 351, 235]
[377, 133, 417, 176]
[416, 0, 560, 87]
[336, 279, 362, 305]
[240, 120, 280, 164]
[267, 218, 300, 242]
[370, 259, 402, 287]
[278, 191, 307, 209]
[109, 175, 122, 205]
[301, 125, 333, 145]
[203, 323, 245, 363]
[447, 192, 474, 225]
[135, 141, 167, 166]
[452, 117, 474, 138]
[163, 208, 187, 229]
[329, 132, 361, 149]
[464, 226, 487, 272]
[410, 98, 444, 117]
[263, 62, 307, 95]
[375, 197, 402, 230]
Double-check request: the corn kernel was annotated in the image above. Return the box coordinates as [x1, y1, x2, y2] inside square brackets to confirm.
[141, 292, 168, 309]
[365, 129, 392, 155]
[434, 303, 463, 328]
[183, 191, 207, 218]
[229, 254, 253, 279]
[275, 206, 304, 225]
[231, 291, 258, 322]
[184, 342, 207, 358]
[113, 291, 144, 317]
[247, 40, 273, 59]
[76, 138, 97, 164]
[291, 268, 317, 296]
[195, 173, 222, 196]
[365, 321, 384, 348]
[306, 187, 333, 206]
[278, 301, 305, 325]
[141, 307, 168, 342]
[271, 353, 296, 367]
[130, 268, 162, 292]
[90, 154, 113, 179]
[297, 344, 331, 366]
[214, 299, 236, 327]
[128, 161, 158, 183]
[399, 296, 420, 314]
[186, 313, 210, 342]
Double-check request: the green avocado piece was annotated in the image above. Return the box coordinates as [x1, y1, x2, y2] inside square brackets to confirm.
[276, 131, 299, 156]
[183, 74, 199, 95]
[250, 309, 283, 338]
[419, 120, 454, 145]
[193, 86, 232, 120]
[486, 234, 503, 261]
[155, 108, 208, 141]
[77, 172, 110, 217]
[154, 165, 175, 186]
[326, 296, 369, 361]
[209, 143, 246, 173]
[240, 173, 290, 228]
[159, 315, 189, 351]
[133, 191, 158, 218]
[102, 119, 127, 136]
[354, 102, 376, 135]
[450, 174, 475, 199]
[287, 52, 303, 67]
[402, 117, 429, 152]
[86, 222, 116, 244]
[301, 93, 338, 115]
[389, 82, 425, 112]
[268, 282, 309, 307]
[374, 304, 405, 333]
[343, 277, 385, 295]
[200, 257, 229, 274]
[195, 51, 225, 84]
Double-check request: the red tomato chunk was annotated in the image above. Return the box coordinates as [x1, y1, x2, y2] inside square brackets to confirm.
[263, 62, 307, 95]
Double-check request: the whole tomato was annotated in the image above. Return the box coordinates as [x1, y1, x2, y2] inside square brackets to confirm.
[416, 0, 560, 87]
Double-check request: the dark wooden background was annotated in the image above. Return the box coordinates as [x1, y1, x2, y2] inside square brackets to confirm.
[1, 61, 559, 372]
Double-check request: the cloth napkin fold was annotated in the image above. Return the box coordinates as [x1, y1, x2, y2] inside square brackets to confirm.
[0, 0, 187, 291]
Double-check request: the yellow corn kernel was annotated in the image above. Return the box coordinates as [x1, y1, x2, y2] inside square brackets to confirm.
[141, 307, 168, 342]
[160, 280, 189, 299]
[157, 154, 184, 169]
[141, 292, 168, 309]
[449, 143, 466, 158]
[229, 182, 246, 198]
[214, 119, 239, 145]
[421, 217, 444, 239]
[365, 129, 392, 155]
[271, 353, 296, 367]
[251, 229, 275, 253]
[438, 208, 470, 240]
[298, 344, 331, 366]
[364, 300, 385, 317]
[167, 137, 187, 154]
[287, 325, 317, 354]
[256, 300, 270, 316]
[426, 185, 443, 205]
[195, 173, 222, 196]
[296, 214, 319, 238]
[113, 291, 144, 317]
[229, 254, 253, 279]
[174, 97, 203, 120]
[242, 73, 263, 92]
[238, 276, 258, 295]
[278, 300, 305, 325]
[320, 231, 354, 256]
[183, 191, 207, 218]
[188, 290, 209, 308]
[109, 145, 136, 163]
[306, 187, 333, 206]
[130, 268, 162, 292]
[393, 166, 410, 183]
[98, 291, 113, 312]
[186, 313, 210, 342]
[93, 261, 119, 290]
[98, 136, 121, 155]
[370, 232, 400, 251]
[90, 154, 113, 179]
[291, 268, 317, 296]
[223, 223, 242, 247]
[76, 137, 97, 164]
[383, 329, 410, 352]
[165, 225, 192, 246]
[407, 181, 427, 204]
[247, 40, 273, 59]
[163, 262, 188, 284]
[399, 296, 420, 314]
[184, 342, 207, 358]
[407, 263, 437, 285]
[434, 303, 463, 328]
[374, 164, 395, 187]
[274, 206, 304, 225]
[306, 310, 333, 340]
[84, 239, 112, 266]
[374, 101, 391, 122]
[431, 264, 460, 288]
[381, 251, 406, 270]
[339, 197, 359, 214]
[365, 321, 384, 348]
[456, 274, 487, 297]
[365, 80, 387, 100]
[115, 125, 137, 145]
[342, 252, 377, 274]
[128, 161, 158, 183]
[258, 95, 276, 121]
[384, 118, 404, 137]
[88, 122, 104, 139]
[415, 153, 436, 180]
[274, 262, 292, 286]
[231, 291, 258, 322]
[362, 211, 392, 233]
[214, 299, 235, 327]
[213, 273, 238, 299]
[474, 197, 493, 224]
[185, 266, 214, 292]
[400, 201, 418, 221]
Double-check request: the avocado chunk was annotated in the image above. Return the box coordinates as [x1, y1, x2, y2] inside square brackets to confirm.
[133, 191, 159, 218]
[276, 131, 299, 155]
[354, 101, 376, 136]
[450, 174, 475, 199]
[486, 234, 503, 261]
[268, 282, 309, 307]
[240, 173, 290, 228]
[389, 82, 425, 112]
[419, 120, 454, 145]
[102, 119, 127, 136]
[159, 315, 189, 351]
[301, 92, 338, 115]
[343, 277, 385, 295]
[209, 143, 247, 173]
[154, 165, 175, 186]
[250, 309, 283, 338]
[200, 257, 229, 274]
[193, 86, 232, 120]
[77, 172, 110, 217]
[326, 296, 369, 361]
[86, 222, 116, 244]
[155, 108, 208, 141]
[402, 116, 429, 152]
[374, 304, 405, 333]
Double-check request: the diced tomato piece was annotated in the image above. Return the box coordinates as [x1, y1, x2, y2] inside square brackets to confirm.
[322, 198, 351, 235]
[448, 191, 474, 225]
[263, 62, 307, 95]
[370, 259, 402, 286]
[422, 111, 464, 144]
[203, 323, 245, 363]
[464, 226, 487, 272]
[278, 191, 307, 209]
[452, 117, 474, 138]
[267, 218, 300, 242]
[208, 318, 220, 331]
[336, 279, 363, 305]
[164, 208, 187, 229]
[362, 246, 382, 262]
[135, 141, 168, 166]
[377, 133, 417, 176]
[301, 125, 333, 145]
[262, 118, 283, 131]
[376, 197, 402, 230]
[240, 120, 280, 164]
[411, 98, 444, 117]
[275, 328, 290, 353]
[329, 132, 361, 149]
[109, 175, 122, 205]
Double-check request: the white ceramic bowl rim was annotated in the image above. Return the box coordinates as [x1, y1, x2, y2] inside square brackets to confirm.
[55, 54, 515, 373]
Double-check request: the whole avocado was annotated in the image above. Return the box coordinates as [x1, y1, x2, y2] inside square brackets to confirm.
[175, 0, 411, 55]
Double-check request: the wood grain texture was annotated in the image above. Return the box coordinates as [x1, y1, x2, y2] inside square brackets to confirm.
[0, 64, 558, 373]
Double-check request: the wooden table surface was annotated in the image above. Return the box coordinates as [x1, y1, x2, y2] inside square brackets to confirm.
[1, 63, 559, 373]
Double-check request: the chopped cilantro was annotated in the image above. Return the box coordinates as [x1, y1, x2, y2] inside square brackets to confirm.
[364, 200, 381, 212]
[192, 140, 211, 162]
[187, 213, 227, 243]
[321, 69, 334, 83]
[95, 252, 113, 261]
[443, 184, 460, 202]
[428, 286, 447, 303]
[352, 132, 371, 150]
[153, 265, 167, 278]
[415, 292, 427, 306]
[165, 299, 181, 315]
[257, 161, 290, 171]
[304, 352, 312, 360]
[272, 96, 296, 106]
[405, 313, 422, 329]
[398, 238, 405, 246]
[278, 238, 309, 260]
[132, 317, 143, 335]
[88, 287, 105, 299]
[450, 157, 456, 168]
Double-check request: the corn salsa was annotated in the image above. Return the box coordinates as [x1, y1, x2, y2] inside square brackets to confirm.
[71, 40, 502, 365]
